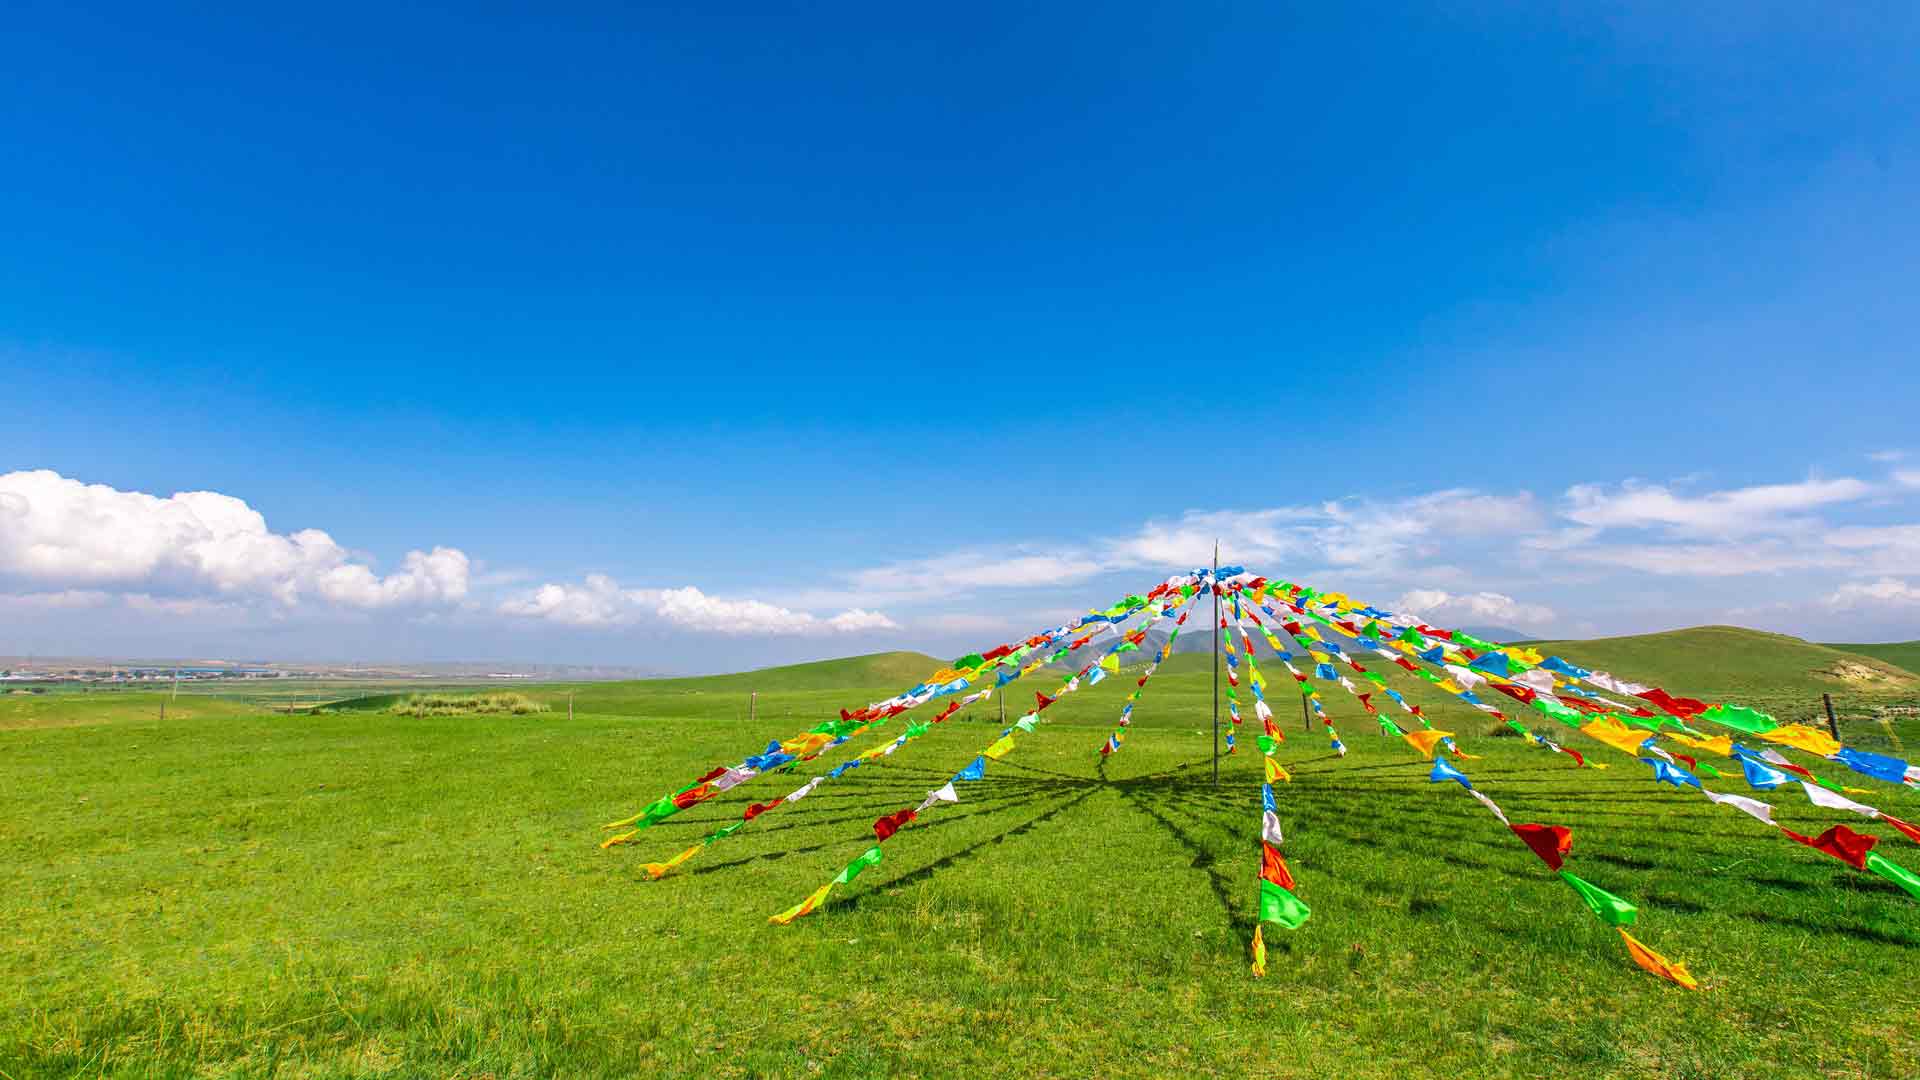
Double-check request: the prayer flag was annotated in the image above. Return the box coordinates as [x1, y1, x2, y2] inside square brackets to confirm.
[769, 883, 833, 925]
[1781, 823, 1877, 870]
[1258, 879, 1312, 929]
[1618, 929, 1700, 990]
[1511, 824, 1572, 870]
[835, 845, 885, 885]
[873, 807, 918, 841]
[1560, 871, 1638, 926]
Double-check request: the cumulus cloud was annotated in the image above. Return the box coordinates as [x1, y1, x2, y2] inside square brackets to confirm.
[0, 469, 469, 609]
[1394, 589, 1555, 629]
[500, 576, 899, 635]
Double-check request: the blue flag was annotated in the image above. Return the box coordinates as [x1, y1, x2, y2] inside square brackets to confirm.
[1737, 754, 1792, 790]
[1643, 757, 1702, 789]
[1429, 756, 1472, 789]
[1837, 747, 1911, 785]
[954, 756, 986, 782]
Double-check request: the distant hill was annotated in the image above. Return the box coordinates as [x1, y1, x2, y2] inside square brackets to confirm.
[1455, 626, 1539, 644]
[632, 650, 949, 693]
[1823, 641, 1920, 676]
[1123, 625, 1920, 698]
[1524, 626, 1919, 698]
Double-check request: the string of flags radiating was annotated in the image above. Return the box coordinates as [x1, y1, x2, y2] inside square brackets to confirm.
[599, 566, 1920, 987]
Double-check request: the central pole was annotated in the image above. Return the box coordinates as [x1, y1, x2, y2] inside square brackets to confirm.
[1211, 540, 1220, 788]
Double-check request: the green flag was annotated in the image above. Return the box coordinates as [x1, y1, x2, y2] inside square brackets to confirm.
[952, 652, 985, 670]
[1256, 735, 1278, 755]
[639, 796, 679, 826]
[1866, 852, 1920, 900]
[1505, 719, 1533, 738]
[834, 845, 884, 885]
[708, 820, 745, 841]
[1259, 879, 1311, 929]
[905, 720, 931, 739]
[1701, 702, 1777, 735]
[1560, 871, 1638, 926]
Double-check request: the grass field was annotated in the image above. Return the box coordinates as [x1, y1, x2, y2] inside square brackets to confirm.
[5, 633, 1920, 1078]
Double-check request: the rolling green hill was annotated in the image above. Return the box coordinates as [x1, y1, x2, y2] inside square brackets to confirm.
[1524, 625, 1919, 699]
[636, 649, 948, 692]
[1823, 640, 1920, 677]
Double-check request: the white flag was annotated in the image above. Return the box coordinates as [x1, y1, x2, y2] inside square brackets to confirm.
[917, 782, 960, 812]
[1800, 781, 1880, 818]
[1262, 810, 1285, 846]
[783, 777, 823, 804]
[1468, 789, 1509, 825]
[1703, 788, 1775, 825]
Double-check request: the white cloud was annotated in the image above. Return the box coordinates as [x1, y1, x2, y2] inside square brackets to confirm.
[499, 576, 899, 635]
[1826, 579, 1920, 608]
[843, 551, 1104, 596]
[1867, 449, 1906, 463]
[1895, 469, 1920, 489]
[1394, 589, 1555, 629]
[1100, 491, 1541, 574]
[0, 470, 468, 609]
[1562, 477, 1873, 537]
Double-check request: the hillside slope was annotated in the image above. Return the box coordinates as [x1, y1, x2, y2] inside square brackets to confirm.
[1823, 640, 1920, 676]
[1524, 625, 1918, 698]
[615, 650, 948, 693]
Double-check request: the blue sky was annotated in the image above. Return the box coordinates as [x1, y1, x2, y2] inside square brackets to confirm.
[4, 3, 1918, 668]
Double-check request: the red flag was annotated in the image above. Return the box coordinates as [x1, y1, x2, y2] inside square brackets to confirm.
[1564, 747, 1586, 768]
[1510, 824, 1572, 871]
[1492, 683, 1536, 705]
[694, 765, 728, 784]
[1357, 693, 1376, 714]
[1636, 688, 1709, 719]
[933, 701, 960, 723]
[1881, 815, 1920, 846]
[1782, 823, 1878, 870]
[1034, 692, 1056, 711]
[1260, 842, 1295, 890]
[873, 807, 918, 841]
[982, 644, 1012, 661]
[671, 783, 717, 810]
[1394, 657, 1420, 672]
[1672, 753, 1698, 771]
[743, 799, 781, 821]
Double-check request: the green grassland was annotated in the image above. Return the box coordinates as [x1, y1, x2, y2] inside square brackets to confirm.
[4, 630, 1920, 1078]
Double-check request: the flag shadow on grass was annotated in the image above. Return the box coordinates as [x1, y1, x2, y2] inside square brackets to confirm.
[685, 786, 1055, 878]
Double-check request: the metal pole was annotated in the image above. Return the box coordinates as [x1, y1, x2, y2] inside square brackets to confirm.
[1822, 693, 1840, 741]
[568, 692, 574, 722]
[1212, 541, 1220, 788]
[749, 691, 756, 726]
[1303, 691, 1311, 734]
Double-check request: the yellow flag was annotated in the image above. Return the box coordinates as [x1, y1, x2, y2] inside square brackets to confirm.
[1758, 724, 1843, 757]
[1265, 756, 1292, 784]
[644, 844, 703, 880]
[1618, 928, 1700, 990]
[983, 735, 1017, 760]
[1250, 925, 1267, 977]
[1402, 729, 1454, 758]
[1666, 732, 1733, 757]
[599, 829, 638, 849]
[1581, 717, 1657, 758]
[769, 883, 834, 926]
